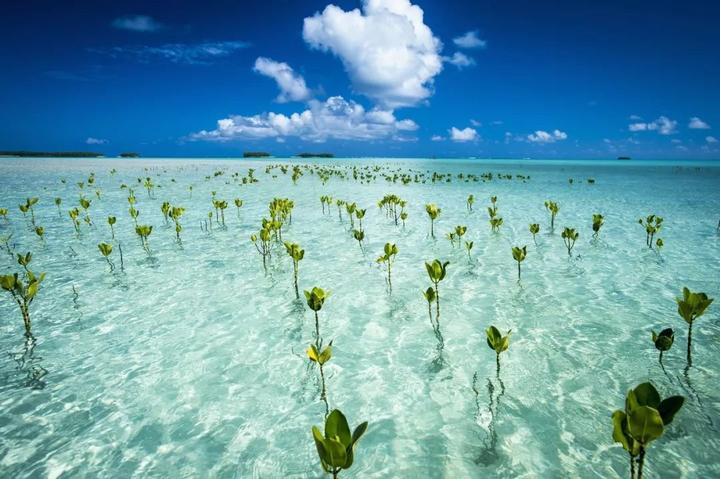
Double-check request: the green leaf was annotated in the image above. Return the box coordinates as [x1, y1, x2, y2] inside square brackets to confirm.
[658, 396, 684, 425]
[351, 421, 368, 446]
[611, 410, 633, 453]
[627, 405, 664, 444]
[633, 383, 661, 409]
[324, 437, 347, 468]
[325, 410, 351, 448]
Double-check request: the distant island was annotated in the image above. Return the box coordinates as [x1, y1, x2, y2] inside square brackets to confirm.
[243, 151, 271, 158]
[297, 152, 334, 158]
[119, 152, 140, 158]
[617, 156, 632, 160]
[0, 150, 104, 158]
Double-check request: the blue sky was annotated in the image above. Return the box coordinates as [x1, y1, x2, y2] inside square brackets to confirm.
[1, 0, 718, 158]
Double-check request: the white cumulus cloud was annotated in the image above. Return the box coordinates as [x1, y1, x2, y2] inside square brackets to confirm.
[453, 30, 486, 49]
[527, 129, 567, 143]
[302, 0, 443, 108]
[86, 137, 108, 145]
[449, 126, 478, 142]
[628, 116, 677, 135]
[431, 134, 445, 141]
[445, 52, 475, 69]
[688, 116, 710, 129]
[706, 136, 718, 144]
[112, 15, 162, 32]
[253, 57, 311, 103]
[189, 96, 417, 143]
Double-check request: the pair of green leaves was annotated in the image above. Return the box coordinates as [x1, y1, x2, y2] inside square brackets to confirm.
[98, 242, 113, 257]
[425, 203, 441, 219]
[311, 410, 368, 473]
[486, 326, 511, 354]
[305, 287, 330, 312]
[284, 242, 305, 262]
[425, 259, 449, 284]
[512, 246, 527, 263]
[651, 328, 674, 352]
[307, 342, 332, 365]
[676, 287, 713, 324]
[529, 223, 540, 235]
[611, 382, 683, 454]
[377, 243, 398, 264]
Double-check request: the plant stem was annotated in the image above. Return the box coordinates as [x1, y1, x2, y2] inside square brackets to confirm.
[434, 283, 440, 323]
[637, 448, 645, 479]
[293, 261, 299, 299]
[314, 310, 321, 349]
[630, 453, 635, 479]
[517, 261, 521, 281]
[387, 263, 392, 293]
[687, 320, 693, 367]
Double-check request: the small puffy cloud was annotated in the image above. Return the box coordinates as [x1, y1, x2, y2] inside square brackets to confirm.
[303, 0, 443, 108]
[86, 137, 108, 145]
[527, 129, 567, 143]
[628, 116, 677, 135]
[449, 126, 478, 142]
[453, 30, 486, 49]
[112, 15, 163, 32]
[253, 57, 311, 103]
[629, 114, 643, 120]
[470, 119, 482, 127]
[445, 52, 475, 69]
[706, 136, 718, 144]
[91, 41, 248, 65]
[189, 96, 417, 142]
[431, 134, 445, 141]
[688, 116, 710, 129]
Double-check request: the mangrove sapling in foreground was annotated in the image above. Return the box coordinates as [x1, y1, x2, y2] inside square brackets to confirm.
[561, 227, 579, 256]
[170, 206, 185, 242]
[108, 216, 116, 239]
[676, 287, 713, 366]
[311, 409, 368, 479]
[592, 214, 605, 238]
[638, 215, 663, 248]
[135, 225, 153, 253]
[511, 246, 527, 281]
[98, 242, 114, 271]
[284, 241, 305, 299]
[425, 259, 449, 321]
[376, 243, 398, 292]
[251, 228, 272, 272]
[611, 382, 684, 479]
[0, 253, 46, 337]
[544, 200, 559, 231]
[345, 202, 357, 229]
[425, 203, 441, 238]
[529, 223, 540, 245]
[486, 326, 511, 378]
[34, 226, 45, 243]
[305, 287, 330, 348]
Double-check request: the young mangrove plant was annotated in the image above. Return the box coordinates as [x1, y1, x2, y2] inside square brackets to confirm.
[234, 198, 243, 218]
[0, 253, 46, 337]
[143, 177, 155, 198]
[676, 287, 713, 366]
[336, 199, 345, 222]
[251, 228, 272, 272]
[311, 409, 368, 479]
[490, 217, 504, 233]
[425, 203, 441, 238]
[352, 229, 365, 252]
[170, 206, 185, 242]
[511, 246, 527, 281]
[345, 202, 357, 229]
[544, 200, 559, 231]
[355, 208, 366, 231]
[592, 214, 605, 238]
[611, 382, 684, 479]
[467, 194, 475, 212]
[464, 241, 474, 261]
[34, 226, 45, 242]
[561, 227, 579, 256]
[638, 215, 663, 248]
[529, 223, 540, 245]
[22, 197, 39, 225]
[425, 259, 449, 321]
[54, 197, 62, 216]
[0, 208, 8, 221]
[135, 225, 153, 253]
[79, 197, 92, 226]
[284, 241, 305, 299]
[98, 242, 114, 271]
[108, 216, 116, 239]
[68, 208, 81, 235]
[486, 325, 511, 377]
[400, 211, 408, 228]
[487, 196, 498, 219]
[651, 328, 674, 372]
[376, 243, 398, 292]
[305, 287, 330, 348]
[308, 340, 333, 415]
[161, 201, 171, 225]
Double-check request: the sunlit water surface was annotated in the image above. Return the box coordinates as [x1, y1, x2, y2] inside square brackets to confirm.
[0, 157, 719, 478]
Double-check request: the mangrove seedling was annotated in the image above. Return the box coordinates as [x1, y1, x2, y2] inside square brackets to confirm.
[425, 259, 449, 321]
[511, 246, 527, 281]
[345, 202, 357, 229]
[143, 177, 154, 198]
[336, 199, 345, 221]
[79, 197, 92, 225]
[0, 208, 8, 221]
[170, 206, 185, 242]
[529, 223, 540, 245]
[284, 241, 305, 299]
[355, 208, 366, 231]
[655, 238, 663, 250]
[638, 215, 663, 248]
[676, 287, 713, 366]
[24, 197, 39, 225]
[400, 211, 408, 228]
[308, 340, 333, 414]
[352, 229, 365, 252]
[489, 217, 504, 233]
[311, 409, 368, 479]
[592, 213, 605, 238]
[467, 194, 475, 211]
[651, 328, 674, 366]
[486, 326, 511, 377]
[135, 224, 153, 253]
[98, 242, 114, 271]
[34, 226, 45, 242]
[423, 287, 436, 324]
[234, 198, 243, 218]
[161, 201, 171, 225]
[465, 241, 474, 260]
[561, 227, 579, 256]
[54, 197, 62, 216]
[425, 203, 441, 238]
[108, 216, 116, 239]
[305, 287, 330, 348]
[376, 243, 398, 292]
[251, 228, 272, 272]
[611, 382, 684, 479]
[544, 200, 559, 231]
[68, 207, 81, 235]
[0, 254, 46, 337]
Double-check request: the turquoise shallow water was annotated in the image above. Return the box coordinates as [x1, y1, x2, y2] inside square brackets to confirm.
[0, 157, 719, 478]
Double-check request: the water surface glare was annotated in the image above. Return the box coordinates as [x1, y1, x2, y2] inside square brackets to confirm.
[0, 158, 719, 478]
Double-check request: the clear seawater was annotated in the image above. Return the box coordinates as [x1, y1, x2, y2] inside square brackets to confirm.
[0, 157, 719, 478]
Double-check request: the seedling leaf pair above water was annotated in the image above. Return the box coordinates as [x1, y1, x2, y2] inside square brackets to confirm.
[511, 246, 527, 280]
[561, 227, 579, 256]
[311, 409, 368, 478]
[675, 287, 713, 366]
[376, 243, 398, 292]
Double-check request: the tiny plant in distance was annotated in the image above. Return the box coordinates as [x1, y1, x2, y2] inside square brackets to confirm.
[425, 259, 449, 322]
[676, 287, 713, 366]
[108, 216, 117, 239]
[529, 223, 540, 245]
[561, 227, 579, 256]
[611, 382, 684, 479]
[592, 214, 605, 238]
[486, 325, 511, 377]
[511, 246, 527, 281]
[376, 243, 398, 292]
[425, 203, 441, 238]
[352, 229, 365, 252]
[98, 242, 114, 271]
[544, 200, 559, 231]
[283, 241, 305, 300]
[311, 409, 368, 479]
[305, 287, 330, 348]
